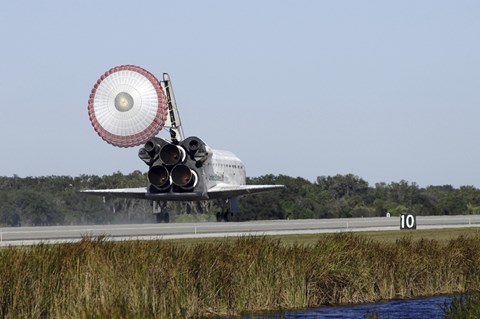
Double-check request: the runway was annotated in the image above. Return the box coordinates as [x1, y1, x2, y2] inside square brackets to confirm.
[1, 215, 480, 246]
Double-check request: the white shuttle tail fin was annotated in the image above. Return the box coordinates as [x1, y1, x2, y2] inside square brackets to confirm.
[161, 73, 184, 142]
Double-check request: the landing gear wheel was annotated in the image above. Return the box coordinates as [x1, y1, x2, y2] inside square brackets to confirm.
[156, 212, 170, 223]
[222, 211, 233, 222]
[215, 211, 233, 222]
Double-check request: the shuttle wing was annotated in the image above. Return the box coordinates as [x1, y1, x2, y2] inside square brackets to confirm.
[80, 188, 209, 201]
[206, 184, 285, 199]
[80, 188, 148, 199]
[80, 184, 284, 201]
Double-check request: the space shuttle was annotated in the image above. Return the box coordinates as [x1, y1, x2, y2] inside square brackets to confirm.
[82, 65, 284, 222]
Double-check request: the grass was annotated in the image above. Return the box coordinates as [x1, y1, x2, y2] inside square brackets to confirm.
[443, 294, 480, 318]
[1, 229, 480, 318]
[168, 227, 480, 247]
[359, 227, 480, 243]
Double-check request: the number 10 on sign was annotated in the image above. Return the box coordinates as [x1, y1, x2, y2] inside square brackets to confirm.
[400, 213, 416, 230]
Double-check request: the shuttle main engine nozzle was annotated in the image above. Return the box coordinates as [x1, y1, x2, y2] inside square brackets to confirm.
[160, 144, 186, 166]
[171, 164, 198, 190]
[148, 165, 171, 192]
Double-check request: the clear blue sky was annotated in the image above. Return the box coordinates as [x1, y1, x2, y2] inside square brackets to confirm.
[1, 0, 479, 187]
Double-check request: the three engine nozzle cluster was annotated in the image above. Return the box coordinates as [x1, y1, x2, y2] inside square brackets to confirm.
[139, 137, 210, 193]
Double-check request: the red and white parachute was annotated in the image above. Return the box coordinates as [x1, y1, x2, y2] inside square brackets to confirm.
[88, 65, 169, 148]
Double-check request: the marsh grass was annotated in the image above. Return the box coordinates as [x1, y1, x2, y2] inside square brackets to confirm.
[1, 233, 480, 318]
[443, 293, 480, 318]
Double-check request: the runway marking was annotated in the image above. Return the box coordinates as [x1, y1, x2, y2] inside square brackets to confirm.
[1, 215, 480, 246]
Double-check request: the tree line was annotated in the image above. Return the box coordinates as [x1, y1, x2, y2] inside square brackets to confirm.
[0, 172, 479, 226]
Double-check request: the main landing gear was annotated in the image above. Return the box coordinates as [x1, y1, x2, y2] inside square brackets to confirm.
[216, 210, 233, 222]
[153, 201, 170, 223]
[215, 198, 238, 222]
[156, 212, 170, 223]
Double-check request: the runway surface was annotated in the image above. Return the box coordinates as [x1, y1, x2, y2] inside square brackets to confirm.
[1, 215, 480, 246]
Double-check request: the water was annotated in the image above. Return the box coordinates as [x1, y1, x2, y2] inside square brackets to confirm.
[222, 295, 453, 318]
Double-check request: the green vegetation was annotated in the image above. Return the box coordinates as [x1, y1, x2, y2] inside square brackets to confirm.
[1, 172, 480, 226]
[1, 233, 480, 318]
[151, 227, 480, 248]
[355, 228, 480, 244]
[444, 294, 480, 318]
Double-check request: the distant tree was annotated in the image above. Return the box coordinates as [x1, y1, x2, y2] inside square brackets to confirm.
[316, 174, 369, 198]
[0, 173, 479, 225]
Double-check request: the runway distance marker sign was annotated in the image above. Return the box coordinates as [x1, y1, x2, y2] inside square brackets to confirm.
[400, 213, 416, 230]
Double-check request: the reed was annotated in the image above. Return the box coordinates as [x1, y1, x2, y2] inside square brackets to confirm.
[1, 233, 480, 318]
[443, 293, 480, 318]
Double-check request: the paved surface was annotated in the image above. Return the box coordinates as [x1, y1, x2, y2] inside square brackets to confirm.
[1, 215, 480, 246]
